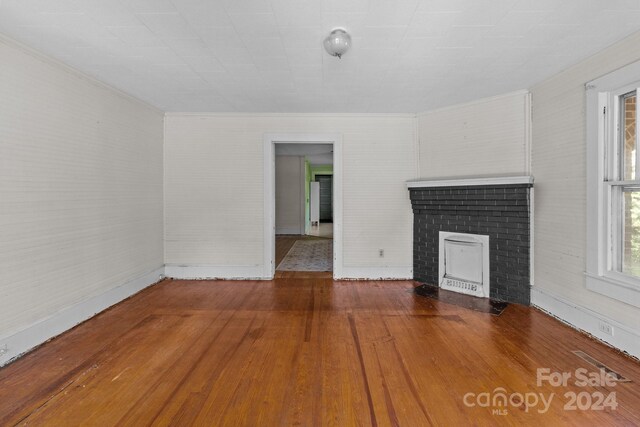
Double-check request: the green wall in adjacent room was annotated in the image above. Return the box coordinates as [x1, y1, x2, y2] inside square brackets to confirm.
[310, 165, 333, 181]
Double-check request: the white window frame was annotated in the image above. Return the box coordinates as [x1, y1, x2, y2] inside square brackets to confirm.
[586, 60, 640, 308]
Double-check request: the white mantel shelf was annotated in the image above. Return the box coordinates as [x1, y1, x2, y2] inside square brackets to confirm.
[406, 175, 534, 189]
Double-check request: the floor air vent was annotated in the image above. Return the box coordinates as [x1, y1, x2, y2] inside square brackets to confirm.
[572, 351, 631, 382]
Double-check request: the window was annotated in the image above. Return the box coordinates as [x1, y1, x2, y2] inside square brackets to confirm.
[586, 61, 640, 307]
[619, 92, 639, 275]
[610, 89, 639, 277]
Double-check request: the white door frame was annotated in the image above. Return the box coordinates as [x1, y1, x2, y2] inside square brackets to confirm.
[264, 133, 342, 279]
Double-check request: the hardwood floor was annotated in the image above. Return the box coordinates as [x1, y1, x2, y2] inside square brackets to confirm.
[1, 278, 639, 426]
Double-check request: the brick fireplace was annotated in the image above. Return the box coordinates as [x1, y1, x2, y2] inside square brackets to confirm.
[407, 176, 534, 305]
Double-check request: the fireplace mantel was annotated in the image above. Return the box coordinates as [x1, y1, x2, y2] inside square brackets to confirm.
[406, 175, 534, 189]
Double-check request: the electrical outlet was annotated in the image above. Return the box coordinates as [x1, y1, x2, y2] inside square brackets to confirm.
[598, 321, 614, 336]
[379, 249, 384, 258]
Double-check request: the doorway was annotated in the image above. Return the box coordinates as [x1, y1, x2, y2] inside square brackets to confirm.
[274, 144, 333, 276]
[263, 133, 343, 279]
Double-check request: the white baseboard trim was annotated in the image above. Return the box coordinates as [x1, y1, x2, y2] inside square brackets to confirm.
[337, 266, 413, 280]
[165, 264, 268, 280]
[0, 266, 165, 367]
[531, 287, 640, 359]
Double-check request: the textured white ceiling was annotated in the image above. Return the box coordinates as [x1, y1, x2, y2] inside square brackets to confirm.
[2, 0, 640, 112]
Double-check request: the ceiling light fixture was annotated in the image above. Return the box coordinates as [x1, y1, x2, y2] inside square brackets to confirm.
[323, 28, 351, 59]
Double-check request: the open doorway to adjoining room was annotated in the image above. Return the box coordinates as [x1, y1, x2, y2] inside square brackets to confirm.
[274, 143, 333, 276]
[264, 134, 342, 279]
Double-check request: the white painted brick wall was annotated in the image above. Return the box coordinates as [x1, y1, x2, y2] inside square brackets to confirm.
[531, 31, 640, 332]
[164, 114, 416, 274]
[0, 38, 164, 340]
[417, 91, 530, 178]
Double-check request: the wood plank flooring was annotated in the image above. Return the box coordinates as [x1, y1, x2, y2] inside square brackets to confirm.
[1, 277, 639, 426]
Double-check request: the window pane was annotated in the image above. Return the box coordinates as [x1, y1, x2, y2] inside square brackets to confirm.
[622, 187, 640, 276]
[622, 92, 637, 180]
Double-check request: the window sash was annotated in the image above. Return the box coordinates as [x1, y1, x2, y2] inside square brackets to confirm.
[604, 87, 640, 280]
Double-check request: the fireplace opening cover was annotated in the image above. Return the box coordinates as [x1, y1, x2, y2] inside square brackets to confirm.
[438, 232, 490, 298]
